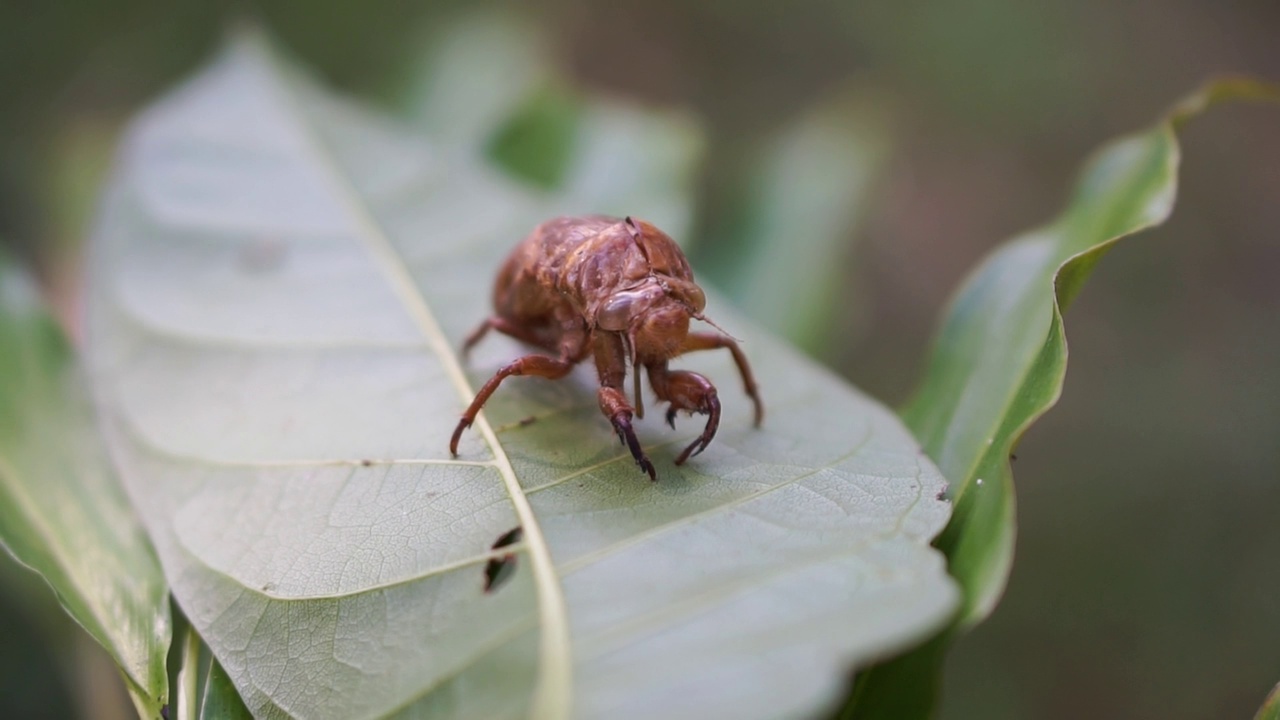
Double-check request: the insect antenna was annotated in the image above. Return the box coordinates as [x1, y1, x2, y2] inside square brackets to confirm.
[693, 311, 742, 343]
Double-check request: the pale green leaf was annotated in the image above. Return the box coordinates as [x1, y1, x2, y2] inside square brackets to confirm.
[84, 29, 957, 720]
[0, 252, 170, 718]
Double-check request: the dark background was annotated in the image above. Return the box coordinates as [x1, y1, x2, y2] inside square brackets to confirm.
[1, 1, 1277, 718]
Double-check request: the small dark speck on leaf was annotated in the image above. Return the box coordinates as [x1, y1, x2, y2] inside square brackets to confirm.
[484, 527, 523, 593]
[160, 705, 169, 720]
[360, 459, 374, 467]
[519, 415, 537, 427]
[238, 236, 288, 273]
[935, 485, 950, 502]
[1010, 453, 1018, 462]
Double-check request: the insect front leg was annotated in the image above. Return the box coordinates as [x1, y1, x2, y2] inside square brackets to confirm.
[450, 354, 577, 455]
[594, 333, 656, 480]
[647, 363, 722, 465]
[678, 331, 764, 426]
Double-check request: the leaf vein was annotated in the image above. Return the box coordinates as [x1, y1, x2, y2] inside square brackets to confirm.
[559, 427, 875, 575]
[254, 38, 572, 719]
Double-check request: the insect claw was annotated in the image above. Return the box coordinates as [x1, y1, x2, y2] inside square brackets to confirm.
[675, 442, 695, 464]
[674, 430, 714, 464]
[449, 417, 473, 456]
[610, 411, 656, 480]
[674, 393, 720, 466]
[665, 406, 678, 430]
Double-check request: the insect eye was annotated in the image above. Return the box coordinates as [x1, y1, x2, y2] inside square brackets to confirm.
[598, 286, 665, 331]
[598, 293, 637, 331]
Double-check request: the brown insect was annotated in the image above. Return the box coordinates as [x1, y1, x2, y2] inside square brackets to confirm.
[450, 215, 764, 480]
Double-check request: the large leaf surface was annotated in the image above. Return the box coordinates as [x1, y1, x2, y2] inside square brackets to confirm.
[0, 252, 170, 717]
[84, 31, 957, 719]
[846, 79, 1280, 718]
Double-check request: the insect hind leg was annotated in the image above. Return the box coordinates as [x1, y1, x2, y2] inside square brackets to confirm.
[450, 354, 577, 455]
[461, 316, 549, 360]
[678, 331, 764, 426]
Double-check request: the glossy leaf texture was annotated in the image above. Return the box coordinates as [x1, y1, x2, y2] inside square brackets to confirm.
[0, 252, 171, 718]
[83, 28, 957, 720]
[846, 79, 1280, 718]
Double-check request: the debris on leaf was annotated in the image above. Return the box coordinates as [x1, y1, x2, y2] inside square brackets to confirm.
[483, 526, 524, 593]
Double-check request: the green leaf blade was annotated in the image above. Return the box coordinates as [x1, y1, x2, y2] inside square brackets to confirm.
[0, 254, 171, 717]
[848, 79, 1280, 718]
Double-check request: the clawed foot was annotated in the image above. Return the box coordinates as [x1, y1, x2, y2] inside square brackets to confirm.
[611, 411, 656, 481]
[652, 369, 722, 467]
[670, 391, 720, 465]
[449, 417, 473, 456]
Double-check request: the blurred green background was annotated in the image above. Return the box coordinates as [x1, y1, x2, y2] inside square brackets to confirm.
[1, 1, 1277, 718]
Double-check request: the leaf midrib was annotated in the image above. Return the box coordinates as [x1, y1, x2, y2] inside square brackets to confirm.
[249, 36, 573, 720]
